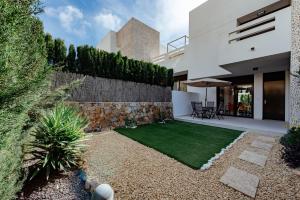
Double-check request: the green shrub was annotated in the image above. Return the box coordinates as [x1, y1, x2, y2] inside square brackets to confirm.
[27, 104, 88, 179]
[44, 35, 174, 87]
[280, 127, 300, 168]
[0, 1, 50, 199]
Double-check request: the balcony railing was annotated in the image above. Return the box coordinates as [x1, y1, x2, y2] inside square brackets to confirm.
[152, 35, 188, 63]
[167, 35, 189, 53]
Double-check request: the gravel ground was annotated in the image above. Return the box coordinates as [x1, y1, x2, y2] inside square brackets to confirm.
[19, 171, 90, 200]
[85, 131, 300, 200]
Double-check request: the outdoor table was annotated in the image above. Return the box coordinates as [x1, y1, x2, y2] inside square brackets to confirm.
[202, 107, 216, 119]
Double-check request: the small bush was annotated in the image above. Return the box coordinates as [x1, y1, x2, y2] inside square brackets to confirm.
[280, 127, 300, 168]
[125, 117, 137, 128]
[27, 104, 88, 179]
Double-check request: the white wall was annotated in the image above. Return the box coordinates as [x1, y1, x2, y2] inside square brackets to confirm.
[96, 31, 118, 53]
[172, 91, 201, 117]
[187, 86, 217, 106]
[254, 73, 263, 120]
[187, 0, 290, 79]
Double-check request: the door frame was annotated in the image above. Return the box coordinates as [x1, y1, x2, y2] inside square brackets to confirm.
[217, 75, 254, 118]
[263, 71, 285, 121]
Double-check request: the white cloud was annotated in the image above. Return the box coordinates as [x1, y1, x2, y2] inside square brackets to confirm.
[94, 10, 122, 31]
[95, 0, 207, 43]
[44, 5, 89, 37]
[153, 0, 208, 43]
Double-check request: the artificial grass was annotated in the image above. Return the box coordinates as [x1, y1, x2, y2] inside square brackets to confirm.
[116, 120, 242, 169]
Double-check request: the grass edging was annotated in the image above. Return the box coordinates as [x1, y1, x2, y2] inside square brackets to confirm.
[200, 131, 249, 170]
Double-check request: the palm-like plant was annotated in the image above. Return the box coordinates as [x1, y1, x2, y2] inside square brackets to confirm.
[27, 104, 88, 179]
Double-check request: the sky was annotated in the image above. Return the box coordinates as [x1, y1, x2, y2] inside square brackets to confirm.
[39, 0, 208, 48]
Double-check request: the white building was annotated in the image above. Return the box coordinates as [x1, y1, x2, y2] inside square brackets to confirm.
[153, 0, 298, 123]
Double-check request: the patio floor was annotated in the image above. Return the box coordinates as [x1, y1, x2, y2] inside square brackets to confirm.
[175, 115, 287, 136]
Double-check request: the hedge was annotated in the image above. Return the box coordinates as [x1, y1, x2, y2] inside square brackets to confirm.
[44, 35, 174, 87]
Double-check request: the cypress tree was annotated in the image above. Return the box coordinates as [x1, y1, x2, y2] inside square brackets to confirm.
[53, 38, 67, 66]
[0, 1, 50, 198]
[44, 33, 54, 64]
[67, 44, 76, 72]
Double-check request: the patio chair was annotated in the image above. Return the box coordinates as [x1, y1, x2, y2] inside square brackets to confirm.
[194, 102, 205, 119]
[215, 102, 225, 120]
[206, 101, 215, 108]
[205, 101, 215, 118]
[191, 102, 197, 117]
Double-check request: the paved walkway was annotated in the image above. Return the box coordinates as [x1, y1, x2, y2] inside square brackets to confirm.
[175, 116, 287, 136]
[220, 135, 276, 198]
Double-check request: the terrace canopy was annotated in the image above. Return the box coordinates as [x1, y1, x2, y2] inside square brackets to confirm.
[183, 78, 232, 106]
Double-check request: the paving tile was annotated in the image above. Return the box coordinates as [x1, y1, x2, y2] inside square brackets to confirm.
[256, 136, 276, 143]
[251, 140, 273, 151]
[220, 167, 259, 198]
[239, 150, 268, 167]
[246, 147, 270, 156]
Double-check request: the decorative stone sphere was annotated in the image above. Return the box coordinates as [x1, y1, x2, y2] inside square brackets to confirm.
[93, 184, 114, 200]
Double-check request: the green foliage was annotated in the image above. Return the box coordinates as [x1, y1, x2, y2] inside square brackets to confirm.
[125, 117, 137, 128]
[0, 0, 50, 199]
[53, 38, 67, 66]
[280, 127, 300, 168]
[45, 33, 55, 64]
[44, 35, 174, 87]
[67, 44, 76, 72]
[27, 104, 88, 179]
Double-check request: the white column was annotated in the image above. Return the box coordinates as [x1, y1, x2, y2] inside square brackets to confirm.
[254, 73, 263, 120]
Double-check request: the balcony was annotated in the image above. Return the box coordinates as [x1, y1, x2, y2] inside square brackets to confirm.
[218, 6, 291, 66]
[152, 35, 188, 64]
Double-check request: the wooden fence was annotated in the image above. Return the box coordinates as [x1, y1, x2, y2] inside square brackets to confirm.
[52, 72, 172, 102]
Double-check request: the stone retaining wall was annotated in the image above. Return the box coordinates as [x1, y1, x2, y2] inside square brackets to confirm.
[70, 102, 173, 132]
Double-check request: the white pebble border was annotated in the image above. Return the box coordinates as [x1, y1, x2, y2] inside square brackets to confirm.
[200, 131, 249, 170]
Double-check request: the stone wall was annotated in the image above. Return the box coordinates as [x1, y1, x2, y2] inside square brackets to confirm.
[70, 102, 173, 132]
[290, 0, 300, 126]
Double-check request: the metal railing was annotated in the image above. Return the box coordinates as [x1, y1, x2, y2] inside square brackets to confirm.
[167, 35, 189, 53]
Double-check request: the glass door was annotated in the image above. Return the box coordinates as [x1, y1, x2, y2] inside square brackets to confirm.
[236, 85, 253, 118]
[218, 84, 253, 118]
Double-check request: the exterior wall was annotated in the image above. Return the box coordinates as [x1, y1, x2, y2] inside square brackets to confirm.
[96, 31, 118, 53]
[172, 91, 200, 117]
[187, 86, 217, 106]
[187, 0, 290, 79]
[156, 52, 187, 73]
[70, 102, 173, 131]
[97, 18, 160, 62]
[116, 18, 160, 61]
[290, 0, 300, 125]
[254, 73, 263, 120]
[285, 70, 290, 122]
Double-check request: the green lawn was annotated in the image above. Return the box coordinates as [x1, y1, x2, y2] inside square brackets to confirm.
[116, 120, 242, 169]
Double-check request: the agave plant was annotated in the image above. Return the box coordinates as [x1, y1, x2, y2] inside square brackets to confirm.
[27, 104, 88, 179]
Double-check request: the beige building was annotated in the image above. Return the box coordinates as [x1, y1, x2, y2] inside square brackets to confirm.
[97, 18, 160, 62]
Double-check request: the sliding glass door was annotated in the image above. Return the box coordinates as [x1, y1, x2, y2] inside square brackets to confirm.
[217, 76, 254, 118]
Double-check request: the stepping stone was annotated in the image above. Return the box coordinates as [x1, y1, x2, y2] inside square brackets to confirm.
[256, 136, 276, 143]
[251, 140, 273, 151]
[246, 147, 269, 156]
[220, 167, 259, 198]
[239, 150, 268, 167]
